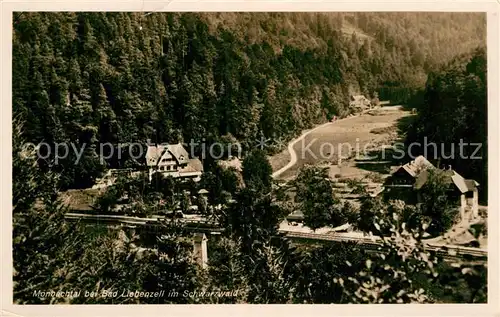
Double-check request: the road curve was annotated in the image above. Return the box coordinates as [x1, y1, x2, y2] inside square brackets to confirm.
[271, 114, 361, 179]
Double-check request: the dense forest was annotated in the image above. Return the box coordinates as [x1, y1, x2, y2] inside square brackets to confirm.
[13, 122, 487, 304]
[13, 12, 486, 189]
[12, 12, 489, 304]
[405, 47, 487, 201]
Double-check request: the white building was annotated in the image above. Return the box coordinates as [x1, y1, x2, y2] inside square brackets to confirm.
[145, 143, 203, 182]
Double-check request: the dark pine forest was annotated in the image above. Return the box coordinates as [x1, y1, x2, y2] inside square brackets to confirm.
[13, 12, 486, 190]
[12, 12, 488, 305]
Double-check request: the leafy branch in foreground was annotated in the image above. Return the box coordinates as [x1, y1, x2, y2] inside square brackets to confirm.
[294, 165, 350, 230]
[338, 215, 438, 303]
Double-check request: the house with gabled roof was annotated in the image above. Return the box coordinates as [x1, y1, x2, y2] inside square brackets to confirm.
[384, 155, 480, 221]
[349, 94, 371, 111]
[414, 168, 480, 221]
[146, 143, 203, 182]
[385, 155, 434, 187]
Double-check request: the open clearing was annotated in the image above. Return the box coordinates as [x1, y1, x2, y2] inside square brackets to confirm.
[271, 106, 412, 180]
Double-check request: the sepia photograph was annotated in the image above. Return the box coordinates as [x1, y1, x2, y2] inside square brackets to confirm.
[7, 8, 494, 308]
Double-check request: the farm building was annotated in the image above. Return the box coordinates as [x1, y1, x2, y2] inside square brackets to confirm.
[414, 168, 480, 221]
[349, 94, 372, 111]
[386, 155, 434, 187]
[384, 155, 479, 220]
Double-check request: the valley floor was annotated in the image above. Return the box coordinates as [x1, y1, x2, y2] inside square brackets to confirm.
[270, 106, 410, 180]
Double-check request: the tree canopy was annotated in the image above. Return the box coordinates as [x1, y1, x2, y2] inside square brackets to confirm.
[13, 12, 485, 189]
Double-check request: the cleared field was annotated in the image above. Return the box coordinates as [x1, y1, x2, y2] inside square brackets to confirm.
[273, 107, 411, 180]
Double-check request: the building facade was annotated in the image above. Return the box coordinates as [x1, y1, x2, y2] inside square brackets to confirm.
[384, 155, 480, 221]
[145, 143, 203, 182]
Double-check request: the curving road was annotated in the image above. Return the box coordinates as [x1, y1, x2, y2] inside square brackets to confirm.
[271, 114, 362, 179]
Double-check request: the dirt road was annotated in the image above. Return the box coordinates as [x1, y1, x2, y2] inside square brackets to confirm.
[271, 107, 411, 180]
[271, 121, 332, 179]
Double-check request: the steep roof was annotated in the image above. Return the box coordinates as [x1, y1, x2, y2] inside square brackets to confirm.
[464, 179, 480, 191]
[166, 143, 190, 165]
[179, 158, 204, 173]
[350, 95, 371, 108]
[451, 171, 469, 193]
[146, 143, 190, 166]
[146, 145, 164, 166]
[396, 155, 434, 178]
[414, 169, 478, 193]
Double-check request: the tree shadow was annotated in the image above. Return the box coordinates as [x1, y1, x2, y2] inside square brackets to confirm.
[396, 114, 416, 136]
[403, 89, 425, 111]
[354, 148, 406, 174]
[354, 161, 392, 174]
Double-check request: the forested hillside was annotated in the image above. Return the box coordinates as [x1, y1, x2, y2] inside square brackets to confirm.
[12, 12, 486, 189]
[405, 47, 487, 201]
[13, 125, 488, 304]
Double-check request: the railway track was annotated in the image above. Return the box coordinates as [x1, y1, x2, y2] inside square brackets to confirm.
[281, 231, 487, 262]
[65, 212, 487, 262]
[65, 212, 223, 233]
